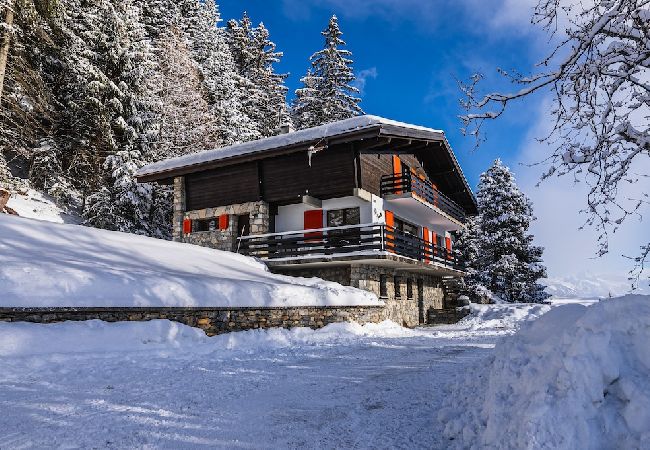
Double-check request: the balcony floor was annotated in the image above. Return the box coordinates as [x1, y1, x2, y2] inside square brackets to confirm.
[264, 250, 465, 277]
[383, 193, 464, 231]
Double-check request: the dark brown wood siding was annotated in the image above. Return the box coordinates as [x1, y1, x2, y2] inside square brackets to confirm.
[360, 154, 391, 196]
[185, 162, 260, 211]
[359, 153, 429, 196]
[262, 146, 356, 204]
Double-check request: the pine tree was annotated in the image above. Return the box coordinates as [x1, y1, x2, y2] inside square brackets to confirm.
[153, 26, 221, 158]
[454, 215, 488, 301]
[292, 15, 362, 129]
[81, 1, 171, 238]
[181, 0, 256, 145]
[226, 12, 289, 137]
[471, 159, 550, 303]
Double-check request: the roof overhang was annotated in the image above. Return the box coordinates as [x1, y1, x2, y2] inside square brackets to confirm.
[135, 115, 477, 214]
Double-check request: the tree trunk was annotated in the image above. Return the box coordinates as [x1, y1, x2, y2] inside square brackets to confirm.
[0, 0, 15, 106]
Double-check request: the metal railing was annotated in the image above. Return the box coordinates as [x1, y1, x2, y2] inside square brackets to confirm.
[380, 172, 467, 223]
[237, 223, 459, 269]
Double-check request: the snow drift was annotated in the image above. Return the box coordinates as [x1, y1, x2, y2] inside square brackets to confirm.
[0, 214, 379, 307]
[0, 319, 415, 358]
[440, 295, 650, 449]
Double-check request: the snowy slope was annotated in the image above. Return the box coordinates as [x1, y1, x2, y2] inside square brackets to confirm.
[543, 272, 650, 299]
[5, 188, 81, 224]
[440, 294, 650, 449]
[0, 214, 379, 307]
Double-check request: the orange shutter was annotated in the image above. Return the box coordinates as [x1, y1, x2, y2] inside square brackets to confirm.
[304, 209, 323, 240]
[219, 214, 229, 230]
[392, 155, 402, 194]
[423, 227, 431, 263]
[385, 210, 395, 253]
[183, 219, 192, 234]
[431, 231, 437, 257]
[445, 236, 452, 260]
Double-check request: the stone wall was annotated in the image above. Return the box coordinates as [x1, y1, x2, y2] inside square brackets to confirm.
[181, 201, 270, 252]
[272, 264, 446, 328]
[172, 176, 186, 242]
[349, 265, 444, 328]
[0, 306, 384, 336]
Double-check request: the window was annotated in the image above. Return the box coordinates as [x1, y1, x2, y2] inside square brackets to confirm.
[379, 275, 388, 298]
[394, 276, 401, 298]
[193, 218, 217, 232]
[407, 278, 413, 299]
[394, 217, 418, 236]
[327, 207, 360, 228]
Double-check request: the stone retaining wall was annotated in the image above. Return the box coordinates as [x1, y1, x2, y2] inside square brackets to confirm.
[0, 306, 384, 336]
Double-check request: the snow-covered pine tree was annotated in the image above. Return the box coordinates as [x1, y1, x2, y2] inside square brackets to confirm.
[454, 215, 489, 301]
[181, 0, 256, 145]
[226, 12, 289, 137]
[82, 1, 171, 238]
[153, 25, 221, 158]
[292, 15, 362, 129]
[474, 159, 549, 303]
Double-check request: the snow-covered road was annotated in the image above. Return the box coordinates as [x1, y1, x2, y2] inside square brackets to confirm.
[0, 318, 508, 449]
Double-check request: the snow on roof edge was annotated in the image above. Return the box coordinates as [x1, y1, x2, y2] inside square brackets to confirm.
[136, 115, 444, 178]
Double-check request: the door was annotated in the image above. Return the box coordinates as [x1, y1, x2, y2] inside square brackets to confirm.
[417, 279, 425, 325]
[237, 214, 250, 237]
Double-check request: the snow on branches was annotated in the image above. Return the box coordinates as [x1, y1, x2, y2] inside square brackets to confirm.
[459, 0, 650, 282]
[292, 15, 363, 129]
[458, 160, 550, 303]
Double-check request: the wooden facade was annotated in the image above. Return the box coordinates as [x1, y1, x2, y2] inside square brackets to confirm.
[185, 162, 260, 211]
[261, 145, 356, 204]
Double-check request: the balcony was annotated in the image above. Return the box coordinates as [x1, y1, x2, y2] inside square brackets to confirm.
[237, 223, 459, 270]
[380, 172, 467, 224]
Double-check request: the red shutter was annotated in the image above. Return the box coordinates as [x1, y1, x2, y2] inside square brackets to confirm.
[445, 236, 452, 260]
[304, 209, 323, 240]
[392, 155, 402, 194]
[219, 214, 229, 230]
[183, 219, 192, 234]
[431, 232, 438, 257]
[423, 227, 431, 263]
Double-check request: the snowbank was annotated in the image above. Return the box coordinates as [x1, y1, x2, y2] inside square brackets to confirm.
[0, 319, 413, 358]
[0, 214, 379, 307]
[440, 294, 650, 449]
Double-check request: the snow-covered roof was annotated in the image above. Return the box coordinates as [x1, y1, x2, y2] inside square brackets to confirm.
[136, 115, 445, 180]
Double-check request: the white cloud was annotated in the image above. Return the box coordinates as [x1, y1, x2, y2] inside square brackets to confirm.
[353, 67, 378, 96]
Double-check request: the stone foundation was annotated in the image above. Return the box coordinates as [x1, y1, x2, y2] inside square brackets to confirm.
[0, 306, 384, 336]
[271, 264, 447, 327]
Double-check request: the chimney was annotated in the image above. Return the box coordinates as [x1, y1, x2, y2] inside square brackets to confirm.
[278, 123, 295, 134]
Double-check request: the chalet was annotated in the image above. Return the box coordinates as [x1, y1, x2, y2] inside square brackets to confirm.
[136, 115, 477, 327]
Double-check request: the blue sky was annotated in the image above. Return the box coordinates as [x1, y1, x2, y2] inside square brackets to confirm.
[218, 0, 647, 283]
[220, 0, 541, 188]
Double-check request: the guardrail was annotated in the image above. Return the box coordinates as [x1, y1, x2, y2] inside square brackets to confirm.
[237, 223, 459, 269]
[380, 173, 466, 223]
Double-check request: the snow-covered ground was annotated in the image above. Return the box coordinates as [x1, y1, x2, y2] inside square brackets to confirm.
[0, 303, 548, 449]
[0, 214, 378, 307]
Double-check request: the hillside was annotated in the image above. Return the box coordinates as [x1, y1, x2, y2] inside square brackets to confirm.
[0, 214, 378, 308]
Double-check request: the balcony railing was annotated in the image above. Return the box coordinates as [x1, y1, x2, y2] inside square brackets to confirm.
[380, 172, 466, 223]
[237, 223, 459, 269]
